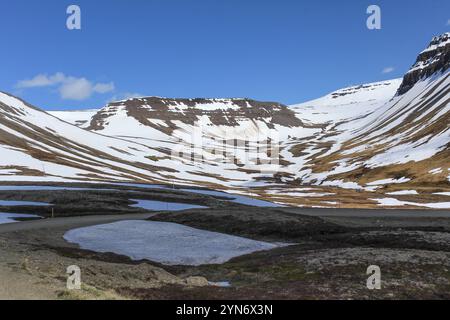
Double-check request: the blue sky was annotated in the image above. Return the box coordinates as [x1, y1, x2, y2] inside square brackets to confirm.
[0, 0, 449, 110]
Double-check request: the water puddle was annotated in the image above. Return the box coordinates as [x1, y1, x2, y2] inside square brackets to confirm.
[0, 200, 50, 206]
[0, 212, 42, 225]
[130, 199, 207, 211]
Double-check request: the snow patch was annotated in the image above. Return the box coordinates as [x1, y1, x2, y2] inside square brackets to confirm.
[372, 198, 450, 209]
[386, 190, 418, 195]
[429, 168, 443, 175]
[366, 177, 411, 186]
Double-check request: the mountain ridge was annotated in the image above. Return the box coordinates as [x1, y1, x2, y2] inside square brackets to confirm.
[397, 32, 449, 95]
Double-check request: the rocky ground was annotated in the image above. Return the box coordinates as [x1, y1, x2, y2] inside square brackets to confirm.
[1, 184, 450, 300]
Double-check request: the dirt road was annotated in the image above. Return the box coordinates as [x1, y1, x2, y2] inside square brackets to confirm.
[0, 212, 157, 234]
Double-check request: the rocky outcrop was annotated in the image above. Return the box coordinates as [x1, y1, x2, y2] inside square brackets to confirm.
[87, 97, 305, 133]
[397, 32, 449, 95]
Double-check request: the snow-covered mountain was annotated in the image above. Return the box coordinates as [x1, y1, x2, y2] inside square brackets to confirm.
[290, 79, 402, 123]
[286, 32, 449, 189]
[82, 97, 311, 152]
[2, 32, 449, 205]
[397, 32, 449, 95]
[52, 98, 320, 187]
[1, 94, 316, 187]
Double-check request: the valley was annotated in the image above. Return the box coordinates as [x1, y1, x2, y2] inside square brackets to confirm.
[0, 32, 449, 300]
[2, 33, 447, 209]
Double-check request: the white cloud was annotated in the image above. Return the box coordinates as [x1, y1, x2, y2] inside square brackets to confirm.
[16, 73, 66, 88]
[16, 73, 115, 101]
[60, 78, 93, 100]
[382, 67, 395, 74]
[93, 82, 115, 94]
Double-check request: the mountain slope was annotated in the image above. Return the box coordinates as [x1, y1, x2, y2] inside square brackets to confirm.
[0, 92, 179, 182]
[287, 32, 450, 189]
[290, 79, 402, 123]
[49, 109, 98, 128]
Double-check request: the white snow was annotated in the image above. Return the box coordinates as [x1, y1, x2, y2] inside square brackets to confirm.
[270, 191, 334, 197]
[64, 220, 283, 265]
[386, 190, 418, 195]
[322, 201, 339, 205]
[49, 109, 98, 128]
[290, 79, 401, 123]
[366, 177, 411, 186]
[372, 198, 450, 209]
[434, 192, 450, 196]
[321, 180, 362, 190]
[429, 168, 443, 175]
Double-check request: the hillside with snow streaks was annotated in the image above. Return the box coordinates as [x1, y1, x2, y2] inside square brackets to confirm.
[0, 92, 180, 183]
[289, 72, 449, 188]
[277, 33, 449, 190]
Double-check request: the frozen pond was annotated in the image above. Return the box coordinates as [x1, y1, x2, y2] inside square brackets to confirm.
[180, 189, 282, 207]
[0, 200, 50, 206]
[0, 212, 41, 225]
[130, 199, 207, 211]
[64, 220, 282, 265]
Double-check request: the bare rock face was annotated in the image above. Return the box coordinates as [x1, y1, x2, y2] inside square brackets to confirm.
[397, 32, 450, 95]
[87, 97, 305, 134]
